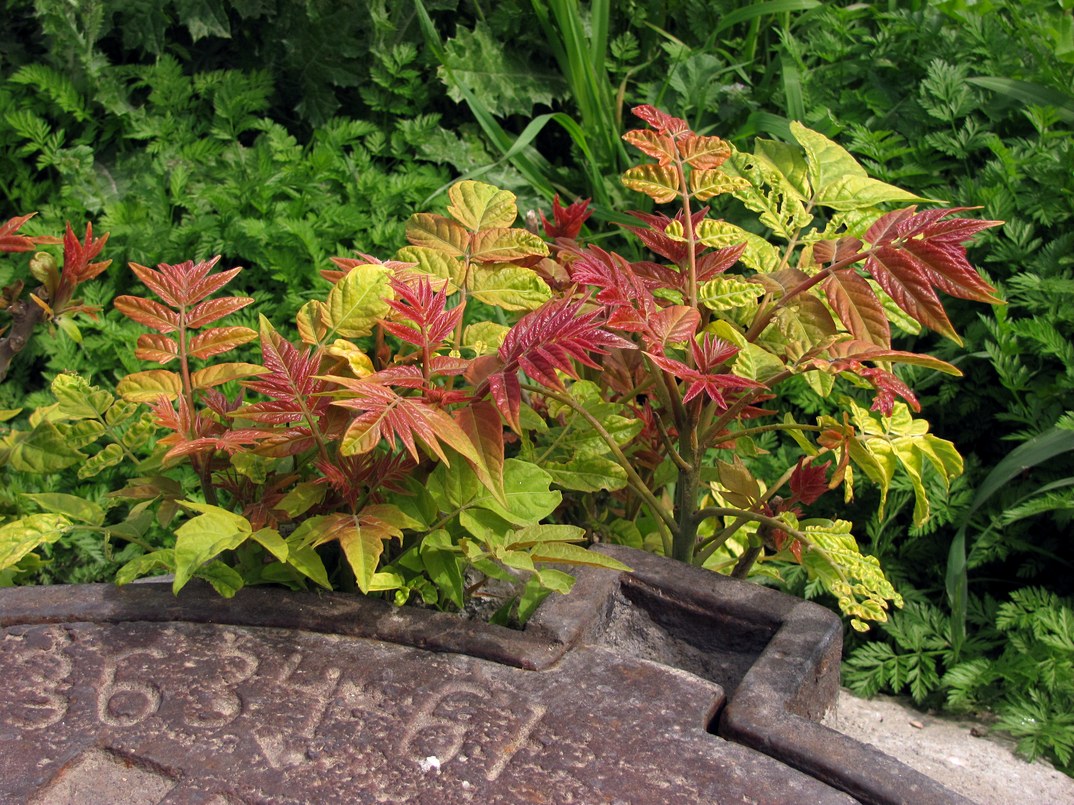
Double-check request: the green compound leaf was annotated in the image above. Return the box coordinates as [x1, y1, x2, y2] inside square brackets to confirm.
[172, 503, 253, 594]
[4, 423, 85, 472]
[790, 122, 923, 211]
[420, 529, 465, 609]
[799, 518, 903, 631]
[439, 22, 563, 118]
[21, 493, 105, 526]
[78, 443, 125, 479]
[0, 514, 70, 571]
[51, 374, 113, 420]
[847, 400, 963, 525]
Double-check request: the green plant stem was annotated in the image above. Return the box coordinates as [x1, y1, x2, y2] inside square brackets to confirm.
[694, 506, 795, 534]
[729, 421, 823, 441]
[521, 381, 678, 536]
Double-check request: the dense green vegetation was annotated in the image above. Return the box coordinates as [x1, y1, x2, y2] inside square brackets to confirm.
[2, 0, 1072, 773]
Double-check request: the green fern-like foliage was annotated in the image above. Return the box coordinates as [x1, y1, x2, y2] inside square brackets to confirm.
[846, 588, 1074, 773]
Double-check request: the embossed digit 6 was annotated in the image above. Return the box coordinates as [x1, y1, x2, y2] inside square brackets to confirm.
[97, 648, 164, 727]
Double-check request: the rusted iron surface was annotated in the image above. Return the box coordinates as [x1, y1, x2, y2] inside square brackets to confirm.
[1, 546, 970, 804]
[2, 619, 854, 804]
[590, 546, 974, 805]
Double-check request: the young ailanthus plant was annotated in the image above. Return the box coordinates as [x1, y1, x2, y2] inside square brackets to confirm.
[0, 107, 1000, 631]
[0, 214, 107, 383]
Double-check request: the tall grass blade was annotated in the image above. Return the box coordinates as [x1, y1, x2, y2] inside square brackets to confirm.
[704, 0, 821, 50]
[968, 77, 1074, 122]
[946, 426, 1074, 655]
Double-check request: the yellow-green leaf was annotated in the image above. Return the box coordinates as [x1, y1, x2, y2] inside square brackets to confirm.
[0, 514, 71, 571]
[405, 213, 469, 257]
[5, 423, 85, 472]
[699, 276, 764, 312]
[117, 370, 182, 403]
[447, 181, 518, 230]
[469, 228, 549, 263]
[251, 527, 288, 563]
[790, 122, 923, 211]
[733, 342, 785, 384]
[463, 321, 509, 354]
[621, 164, 680, 203]
[192, 362, 268, 390]
[468, 266, 551, 311]
[695, 220, 781, 272]
[504, 524, 585, 549]
[51, 374, 112, 420]
[689, 168, 751, 201]
[337, 519, 386, 594]
[78, 443, 124, 479]
[275, 482, 327, 518]
[529, 542, 632, 570]
[799, 518, 902, 629]
[396, 246, 463, 292]
[172, 502, 252, 593]
[21, 492, 104, 526]
[325, 264, 393, 339]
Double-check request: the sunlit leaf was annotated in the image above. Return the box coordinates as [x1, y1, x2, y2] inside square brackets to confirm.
[447, 180, 518, 230]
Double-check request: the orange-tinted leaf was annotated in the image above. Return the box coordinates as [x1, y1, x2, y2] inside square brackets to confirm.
[405, 213, 469, 257]
[191, 362, 267, 390]
[678, 135, 731, 170]
[863, 208, 1002, 342]
[630, 105, 689, 135]
[186, 296, 254, 329]
[188, 326, 258, 360]
[117, 370, 182, 403]
[823, 269, 891, 347]
[296, 300, 328, 345]
[790, 457, 831, 505]
[114, 295, 178, 333]
[649, 306, 700, 348]
[0, 213, 43, 252]
[622, 129, 677, 166]
[621, 164, 679, 203]
[814, 237, 863, 266]
[865, 247, 960, 343]
[333, 377, 475, 465]
[454, 400, 506, 504]
[446, 181, 517, 231]
[135, 333, 180, 364]
[824, 339, 962, 375]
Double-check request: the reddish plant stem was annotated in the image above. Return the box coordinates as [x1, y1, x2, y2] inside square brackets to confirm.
[0, 288, 46, 383]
